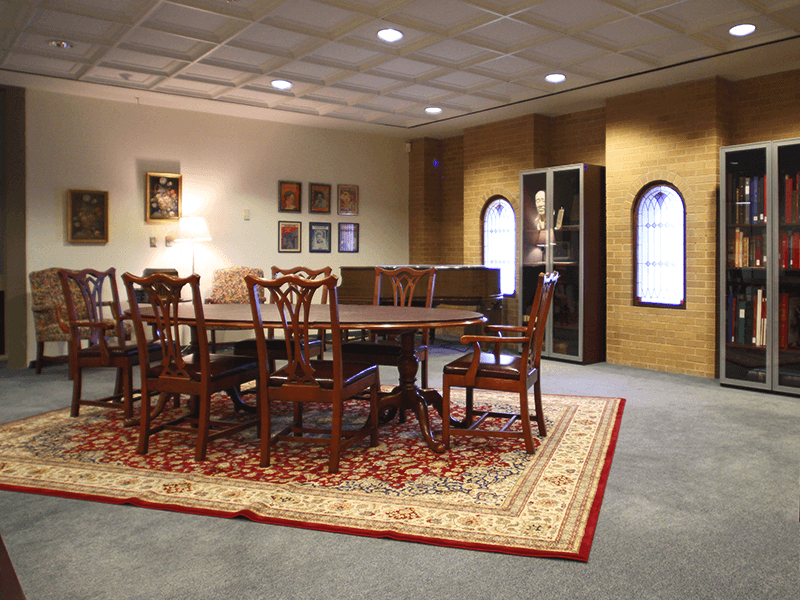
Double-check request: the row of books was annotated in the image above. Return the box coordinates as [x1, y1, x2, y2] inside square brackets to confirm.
[727, 230, 800, 268]
[727, 174, 766, 225]
[726, 288, 800, 349]
[726, 172, 800, 225]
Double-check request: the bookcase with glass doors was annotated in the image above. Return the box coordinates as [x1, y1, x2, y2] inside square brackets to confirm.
[519, 163, 606, 364]
[720, 138, 800, 395]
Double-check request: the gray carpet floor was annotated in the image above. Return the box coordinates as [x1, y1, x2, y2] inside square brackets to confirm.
[1, 340, 798, 600]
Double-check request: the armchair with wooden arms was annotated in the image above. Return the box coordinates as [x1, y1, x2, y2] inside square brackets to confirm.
[204, 266, 265, 352]
[58, 267, 159, 420]
[245, 273, 380, 473]
[342, 266, 437, 390]
[122, 271, 260, 461]
[441, 271, 559, 454]
[232, 266, 329, 370]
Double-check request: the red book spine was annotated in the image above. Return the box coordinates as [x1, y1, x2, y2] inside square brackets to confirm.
[781, 232, 789, 269]
[786, 175, 793, 223]
[794, 232, 800, 269]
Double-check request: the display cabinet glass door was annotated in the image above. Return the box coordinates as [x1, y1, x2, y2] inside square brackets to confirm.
[520, 166, 582, 360]
[775, 140, 800, 392]
[721, 146, 768, 386]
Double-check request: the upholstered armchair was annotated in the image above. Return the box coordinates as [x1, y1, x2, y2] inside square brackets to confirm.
[204, 266, 265, 352]
[29, 268, 72, 373]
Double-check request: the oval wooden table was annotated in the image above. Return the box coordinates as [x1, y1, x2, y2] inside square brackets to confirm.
[135, 303, 486, 453]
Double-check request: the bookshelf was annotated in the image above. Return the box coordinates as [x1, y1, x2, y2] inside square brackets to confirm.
[519, 164, 605, 364]
[720, 138, 800, 393]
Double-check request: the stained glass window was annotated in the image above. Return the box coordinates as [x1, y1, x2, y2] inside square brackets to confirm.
[635, 184, 686, 307]
[483, 197, 516, 296]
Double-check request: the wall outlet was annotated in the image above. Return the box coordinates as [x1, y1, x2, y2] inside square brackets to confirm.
[149, 236, 157, 248]
[243, 208, 250, 220]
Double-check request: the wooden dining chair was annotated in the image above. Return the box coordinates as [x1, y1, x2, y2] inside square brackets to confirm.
[441, 271, 559, 454]
[232, 266, 330, 370]
[245, 273, 380, 473]
[342, 266, 437, 389]
[58, 267, 159, 420]
[122, 271, 260, 461]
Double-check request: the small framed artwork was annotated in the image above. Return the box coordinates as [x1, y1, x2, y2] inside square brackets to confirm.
[67, 189, 109, 243]
[145, 172, 181, 222]
[279, 181, 302, 213]
[309, 222, 332, 253]
[309, 183, 331, 213]
[338, 222, 359, 253]
[337, 184, 359, 215]
[278, 221, 301, 253]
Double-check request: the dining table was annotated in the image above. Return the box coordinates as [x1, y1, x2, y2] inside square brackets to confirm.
[133, 302, 486, 453]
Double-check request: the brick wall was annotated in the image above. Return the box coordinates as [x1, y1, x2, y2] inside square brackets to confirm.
[407, 138, 442, 264]
[551, 108, 606, 167]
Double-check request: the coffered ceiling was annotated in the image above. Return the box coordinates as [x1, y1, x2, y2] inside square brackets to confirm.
[2, 0, 800, 137]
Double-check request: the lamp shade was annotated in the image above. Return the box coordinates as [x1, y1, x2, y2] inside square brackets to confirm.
[174, 216, 211, 243]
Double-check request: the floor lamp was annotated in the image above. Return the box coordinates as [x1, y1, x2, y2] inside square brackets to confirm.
[174, 216, 212, 274]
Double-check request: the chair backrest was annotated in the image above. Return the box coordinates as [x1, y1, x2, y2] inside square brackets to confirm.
[29, 267, 71, 340]
[206, 266, 265, 304]
[58, 268, 125, 350]
[270, 266, 333, 304]
[523, 271, 559, 371]
[247, 273, 342, 388]
[373, 266, 436, 308]
[123, 271, 209, 381]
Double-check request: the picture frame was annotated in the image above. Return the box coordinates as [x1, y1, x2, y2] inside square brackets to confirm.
[278, 221, 301, 253]
[338, 222, 359, 253]
[309, 222, 332, 253]
[337, 184, 359, 215]
[67, 189, 109, 243]
[145, 172, 181, 222]
[308, 183, 331, 214]
[279, 181, 302, 213]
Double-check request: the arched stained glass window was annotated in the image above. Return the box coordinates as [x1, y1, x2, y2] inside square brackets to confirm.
[483, 197, 516, 296]
[635, 184, 686, 307]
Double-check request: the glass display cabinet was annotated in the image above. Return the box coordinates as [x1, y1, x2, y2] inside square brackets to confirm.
[720, 138, 800, 395]
[519, 163, 605, 364]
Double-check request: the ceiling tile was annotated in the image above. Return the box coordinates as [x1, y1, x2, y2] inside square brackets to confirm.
[305, 41, 383, 69]
[411, 38, 498, 67]
[387, 0, 494, 33]
[368, 57, 443, 79]
[458, 17, 551, 53]
[515, 0, 627, 32]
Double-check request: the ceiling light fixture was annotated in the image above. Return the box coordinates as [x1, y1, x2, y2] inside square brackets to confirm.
[48, 40, 73, 49]
[425, 107, 442, 115]
[271, 79, 293, 90]
[729, 23, 755, 36]
[377, 28, 404, 43]
[545, 73, 566, 83]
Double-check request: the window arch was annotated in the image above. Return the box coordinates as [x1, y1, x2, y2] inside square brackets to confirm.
[483, 197, 516, 296]
[634, 183, 686, 307]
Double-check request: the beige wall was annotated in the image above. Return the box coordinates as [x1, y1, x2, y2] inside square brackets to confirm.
[23, 90, 409, 365]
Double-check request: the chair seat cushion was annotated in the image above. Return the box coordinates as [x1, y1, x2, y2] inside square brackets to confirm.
[232, 337, 323, 358]
[270, 360, 377, 389]
[149, 353, 258, 382]
[443, 351, 525, 380]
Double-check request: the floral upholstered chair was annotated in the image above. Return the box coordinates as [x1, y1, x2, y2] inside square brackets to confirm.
[204, 266, 265, 352]
[29, 268, 73, 373]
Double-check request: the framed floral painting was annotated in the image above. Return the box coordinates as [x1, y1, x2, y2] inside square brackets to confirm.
[145, 172, 181, 222]
[67, 189, 108, 243]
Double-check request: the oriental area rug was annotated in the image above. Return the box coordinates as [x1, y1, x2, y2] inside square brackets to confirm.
[0, 389, 624, 561]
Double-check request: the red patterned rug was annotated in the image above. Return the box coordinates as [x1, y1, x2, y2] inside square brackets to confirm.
[0, 388, 624, 561]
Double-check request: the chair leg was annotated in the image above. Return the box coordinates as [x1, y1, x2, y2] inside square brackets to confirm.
[420, 357, 428, 389]
[122, 365, 134, 421]
[35, 342, 44, 374]
[328, 401, 343, 473]
[519, 388, 535, 454]
[260, 385, 271, 468]
[210, 331, 217, 353]
[369, 381, 379, 447]
[138, 391, 152, 455]
[70, 367, 83, 417]
[195, 393, 210, 461]
[533, 379, 546, 437]
[442, 379, 451, 449]
[464, 387, 474, 426]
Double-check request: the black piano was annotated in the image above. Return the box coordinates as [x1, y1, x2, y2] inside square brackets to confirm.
[337, 265, 503, 334]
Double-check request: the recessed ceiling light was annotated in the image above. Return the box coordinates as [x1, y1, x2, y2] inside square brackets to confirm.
[48, 40, 73, 49]
[425, 107, 442, 115]
[729, 23, 755, 36]
[271, 79, 293, 90]
[377, 28, 403, 43]
[545, 73, 566, 83]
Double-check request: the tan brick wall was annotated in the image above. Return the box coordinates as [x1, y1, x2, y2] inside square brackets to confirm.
[551, 108, 606, 167]
[731, 70, 800, 144]
[440, 136, 464, 264]
[407, 138, 443, 264]
[606, 78, 723, 377]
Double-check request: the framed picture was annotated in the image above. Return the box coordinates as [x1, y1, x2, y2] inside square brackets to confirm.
[309, 183, 331, 213]
[145, 172, 181, 222]
[309, 222, 332, 253]
[278, 221, 301, 252]
[337, 184, 359, 215]
[338, 222, 359, 253]
[67, 189, 108, 243]
[279, 181, 302, 213]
